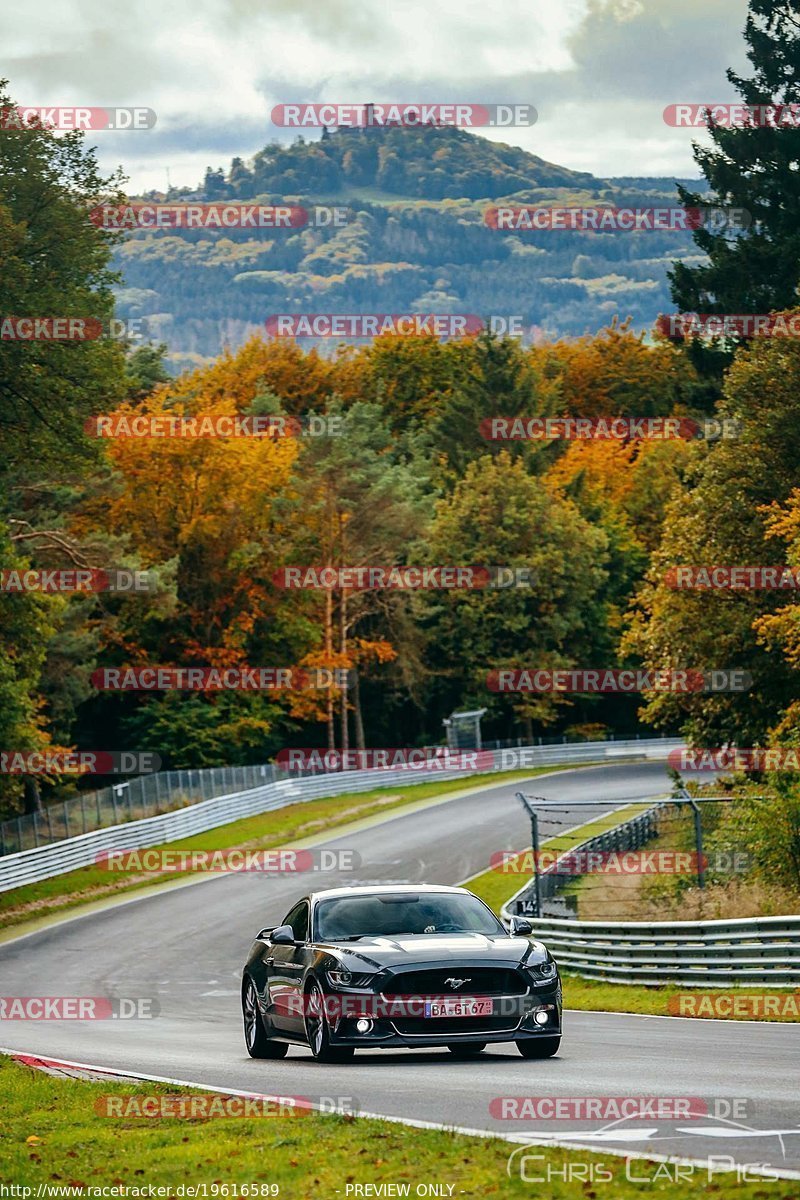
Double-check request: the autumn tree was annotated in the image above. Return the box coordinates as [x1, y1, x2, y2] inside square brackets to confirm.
[528, 320, 706, 419]
[419, 452, 609, 739]
[280, 400, 428, 750]
[73, 377, 301, 764]
[623, 331, 800, 745]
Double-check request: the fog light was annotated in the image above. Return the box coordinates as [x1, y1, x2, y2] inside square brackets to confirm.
[534, 1011, 549, 1026]
[356, 1018, 373, 1033]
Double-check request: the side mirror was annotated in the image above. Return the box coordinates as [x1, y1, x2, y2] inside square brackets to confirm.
[510, 916, 533, 936]
[270, 924, 295, 946]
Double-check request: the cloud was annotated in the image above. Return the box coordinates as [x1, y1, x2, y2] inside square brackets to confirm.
[2, 0, 752, 189]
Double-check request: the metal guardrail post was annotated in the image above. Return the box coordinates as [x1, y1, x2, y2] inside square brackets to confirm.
[515, 792, 542, 918]
[679, 786, 706, 889]
[691, 797, 705, 889]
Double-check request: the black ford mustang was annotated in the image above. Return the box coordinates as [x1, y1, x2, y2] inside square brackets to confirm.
[241, 884, 561, 1062]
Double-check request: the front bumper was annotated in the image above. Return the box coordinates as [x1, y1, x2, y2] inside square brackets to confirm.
[324, 983, 561, 1047]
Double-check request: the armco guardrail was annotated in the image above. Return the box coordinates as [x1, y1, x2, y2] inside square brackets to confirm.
[514, 914, 800, 987]
[0, 737, 681, 893]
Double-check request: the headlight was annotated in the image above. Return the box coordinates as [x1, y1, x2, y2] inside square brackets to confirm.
[325, 969, 375, 989]
[526, 959, 558, 983]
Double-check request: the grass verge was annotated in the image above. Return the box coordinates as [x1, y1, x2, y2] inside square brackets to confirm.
[560, 975, 800, 1022]
[0, 767, 572, 934]
[1, 1055, 790, 1197]
[563, 804, 800, 923]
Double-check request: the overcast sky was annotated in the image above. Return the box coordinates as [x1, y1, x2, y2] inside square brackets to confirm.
[4, 0, 751, 192]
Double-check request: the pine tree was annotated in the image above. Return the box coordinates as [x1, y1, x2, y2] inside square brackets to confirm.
[670, 1, 800, 317]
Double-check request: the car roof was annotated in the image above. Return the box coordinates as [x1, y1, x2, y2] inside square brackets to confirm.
[309, 884, 471, 904]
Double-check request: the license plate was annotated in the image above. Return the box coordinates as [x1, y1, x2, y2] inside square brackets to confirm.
[423, 996, 493, 1018]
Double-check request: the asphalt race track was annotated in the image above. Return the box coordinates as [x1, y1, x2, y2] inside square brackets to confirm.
[1, 761, 799, 1179]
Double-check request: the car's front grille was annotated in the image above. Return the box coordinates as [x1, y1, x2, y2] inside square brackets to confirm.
[392, 1015, 518, 1036]
[381, 967, 526, 997]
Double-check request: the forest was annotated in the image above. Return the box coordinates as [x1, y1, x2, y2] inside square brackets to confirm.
[4, 0, 800, 821]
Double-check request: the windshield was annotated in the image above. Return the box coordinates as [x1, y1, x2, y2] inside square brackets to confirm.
[314, 892, 505, 940]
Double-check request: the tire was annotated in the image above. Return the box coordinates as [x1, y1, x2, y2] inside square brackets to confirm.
[446, 1043, 487, 1056]
[516, 1036, 560, 1059]
[304, 979, 355, 1063]
[243, 978, 289, 1059]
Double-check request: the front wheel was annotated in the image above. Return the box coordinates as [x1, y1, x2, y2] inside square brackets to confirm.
[517, 1036, 560, 1059]
[243, 978, 289, 1059]
[447, 1043, 486, 1056]
[304, 980, 355, 1063]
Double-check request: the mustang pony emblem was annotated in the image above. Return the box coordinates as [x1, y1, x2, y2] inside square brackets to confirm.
[444, 977, 471, 988]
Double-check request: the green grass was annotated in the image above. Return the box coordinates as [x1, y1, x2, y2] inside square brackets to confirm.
[1, 1056, 790, 1197]
[561, 975, 800, 1022]
[0, 767, 573, 933]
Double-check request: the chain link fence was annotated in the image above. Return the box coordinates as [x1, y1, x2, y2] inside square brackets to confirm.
[0, 763, 284, 856]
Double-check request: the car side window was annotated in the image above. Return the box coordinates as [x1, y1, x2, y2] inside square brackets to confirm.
[284, 901, 309, 943]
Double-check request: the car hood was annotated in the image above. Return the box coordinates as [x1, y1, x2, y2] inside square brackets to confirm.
[319, 932, 547, 970]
